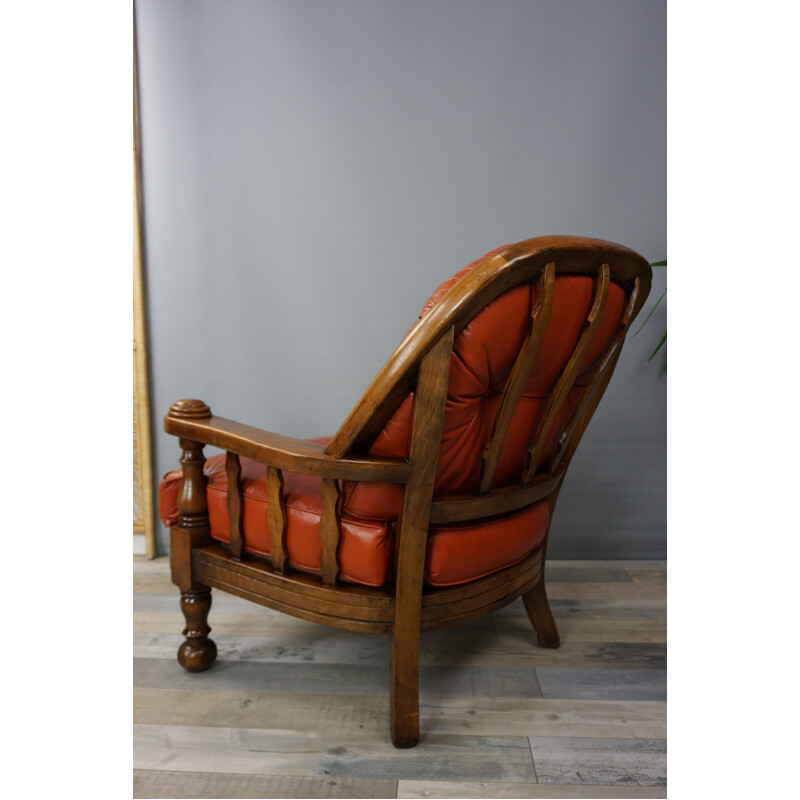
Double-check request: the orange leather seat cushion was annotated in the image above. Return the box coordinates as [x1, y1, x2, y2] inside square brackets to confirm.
[159, 448, 393, 588]
[158, 451, 551, 588]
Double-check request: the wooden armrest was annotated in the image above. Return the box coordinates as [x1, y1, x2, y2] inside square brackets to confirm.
[164, 404, 409, 483]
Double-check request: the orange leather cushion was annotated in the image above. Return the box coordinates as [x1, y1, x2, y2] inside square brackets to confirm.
[159, 451, 394, 587]
[425, 501, 550, 586]
[158, 453, 551, 588]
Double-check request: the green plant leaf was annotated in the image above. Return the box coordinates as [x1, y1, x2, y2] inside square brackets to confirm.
[633, 287, 666, 336]
[650, 259, 667, 267]
[647, 330, 667, 363]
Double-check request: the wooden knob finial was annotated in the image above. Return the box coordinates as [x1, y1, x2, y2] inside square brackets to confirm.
[168, 398, 212, 419]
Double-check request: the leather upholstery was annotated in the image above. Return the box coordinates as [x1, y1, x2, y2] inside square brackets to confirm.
[159, 450, 551, 587]
[159, 246, 628, 587]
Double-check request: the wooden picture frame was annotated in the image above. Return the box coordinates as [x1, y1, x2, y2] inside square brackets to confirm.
[133, 42, 156, 559]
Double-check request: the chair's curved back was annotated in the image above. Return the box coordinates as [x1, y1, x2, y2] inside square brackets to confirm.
[328, 236, 651, 516]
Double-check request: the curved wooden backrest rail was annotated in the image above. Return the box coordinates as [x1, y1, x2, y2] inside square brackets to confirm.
[165, 235, 652, 748]
[327, 235, 651, 458]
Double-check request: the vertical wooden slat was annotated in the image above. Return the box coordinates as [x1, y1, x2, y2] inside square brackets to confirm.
[319, 478, 341, 587]
[479, 262, 556, 494]
[266, 466, 288, 574]
[523, 263, 611, 484]
[392, 326, 455, 747]
[225, 451, 244, 560]
[547, 276, 641, 473]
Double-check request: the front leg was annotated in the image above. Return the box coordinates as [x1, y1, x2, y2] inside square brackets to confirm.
[168, 401, 218, 672]
[178, 588, 217, 672]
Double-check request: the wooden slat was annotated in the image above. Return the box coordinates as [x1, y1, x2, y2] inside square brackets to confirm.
[548, 276, 641, 473]
[480, 262, 555, 493]
[319, 477, 341, 587]
[225, 451, 244, 560]
[266, 466, 287, 573]
[524, 263, 611, 483]
[392, 327, 455, 746]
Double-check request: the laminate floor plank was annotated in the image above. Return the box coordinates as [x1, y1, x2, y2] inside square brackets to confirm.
[133, 632, 665, 670]
[536, 668, 667, 701]
[134, 573, 181, 594]
[547, 560, 665, 570]
[134, 724, 537, 782]
[528, 736, 667, 786]
[134, 687, 666, 740]
[133, 555, 171, 576]
[496, 615, 666, 643]
[545, 582, 666, 602]
[134, 657, 543, 699]
[133, 769, 396, 799]
[544, 565, 633, 583]
[623, 566, 667, 585]
[494, 597, 667, 619]
[397, 780, 668, 798]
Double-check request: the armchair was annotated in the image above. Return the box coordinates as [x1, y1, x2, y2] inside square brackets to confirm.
[159, 235, 652, 747]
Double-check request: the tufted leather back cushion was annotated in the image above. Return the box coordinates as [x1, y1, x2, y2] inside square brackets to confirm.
[342, 249, 627, 518]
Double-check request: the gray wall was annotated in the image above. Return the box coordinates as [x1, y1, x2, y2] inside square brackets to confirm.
[135, 0, 666, 559]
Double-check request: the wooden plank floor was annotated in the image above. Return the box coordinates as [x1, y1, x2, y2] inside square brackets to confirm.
[133, 557, 666, 798]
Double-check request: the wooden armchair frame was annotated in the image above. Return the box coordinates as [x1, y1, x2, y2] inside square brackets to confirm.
[165, 235, 652, 748]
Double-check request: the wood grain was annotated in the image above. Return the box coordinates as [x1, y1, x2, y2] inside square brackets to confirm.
[134, 770, 396, 799]
[392, 329, 454, 746]
[266, 467, 287, 573]
[320, 477, 341, 586]
[225, 452, 244, 560]
[133, 688, 666, 740]
[133, 658, 543, 699]
[134, 724, 537, 782]
[535, 668, 667, 701]
[398, 781, 667, 798]
[528, 736, 667, 786]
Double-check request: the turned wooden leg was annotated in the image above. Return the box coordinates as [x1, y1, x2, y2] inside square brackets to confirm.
[177, 588, 217, 672]
[523, 579, 560, 648]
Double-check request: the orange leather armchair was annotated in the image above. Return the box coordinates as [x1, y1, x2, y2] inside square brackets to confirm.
[159, 235, 652, 747]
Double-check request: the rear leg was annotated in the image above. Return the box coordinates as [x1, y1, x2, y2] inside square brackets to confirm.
[522, 580, 560, 648]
